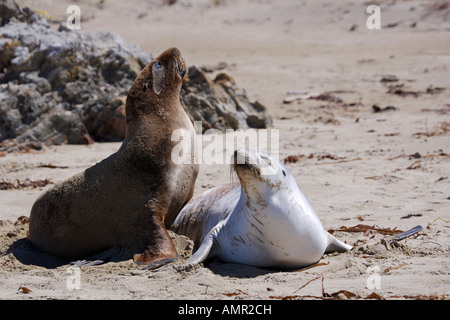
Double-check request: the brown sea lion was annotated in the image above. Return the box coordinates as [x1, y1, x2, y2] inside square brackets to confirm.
[29, 47, 199, 269]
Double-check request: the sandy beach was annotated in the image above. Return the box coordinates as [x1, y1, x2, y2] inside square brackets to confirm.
[1, 0, 449, 300]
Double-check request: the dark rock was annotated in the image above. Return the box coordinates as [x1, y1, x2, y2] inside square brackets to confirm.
[181, 67, 271, 132]
[0, 4, 271, 152]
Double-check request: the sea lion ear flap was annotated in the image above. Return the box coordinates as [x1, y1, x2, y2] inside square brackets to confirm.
[152, 61, 165, 95]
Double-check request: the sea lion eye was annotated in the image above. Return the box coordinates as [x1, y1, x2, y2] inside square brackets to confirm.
[178, 68, 186, 78]
[154, 61, 162, 69]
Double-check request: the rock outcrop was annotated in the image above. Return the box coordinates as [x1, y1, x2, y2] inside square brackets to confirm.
[0, 2, 271, 152]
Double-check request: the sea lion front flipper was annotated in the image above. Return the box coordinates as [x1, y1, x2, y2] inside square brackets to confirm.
[187, 234, 214, 264]
[133, 221, 179, 269]
[71, 259, 104, 267]
[186, 221, 225, 264]
[70, 246, 130, 267]
[140, 256, 179, 270]
[134, 251, 179, 270]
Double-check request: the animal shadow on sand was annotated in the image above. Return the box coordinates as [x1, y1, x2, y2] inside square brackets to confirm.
[8, 237, 311, 277]
[8, 238, 72, 269]
[202, 259, 308, 278]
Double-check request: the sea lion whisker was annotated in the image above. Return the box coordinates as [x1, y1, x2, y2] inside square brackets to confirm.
[229, 163, 238, 182]
[236, 163, 261, 176]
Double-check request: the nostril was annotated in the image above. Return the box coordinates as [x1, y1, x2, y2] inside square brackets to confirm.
[233, 150, 238, 165]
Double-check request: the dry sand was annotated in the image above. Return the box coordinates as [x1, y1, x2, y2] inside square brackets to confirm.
[1, 0, 449, 300]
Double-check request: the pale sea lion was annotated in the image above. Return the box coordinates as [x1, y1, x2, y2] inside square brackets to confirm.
[171, 149, 351, 268]
[29, 47, 199, 268]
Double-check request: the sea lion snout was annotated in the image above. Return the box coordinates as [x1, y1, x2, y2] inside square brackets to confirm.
[233, 149, 259, 175]
[232, 149, 279, 177]
[169, 47, 182, 56]
[157, 47, 186, 79]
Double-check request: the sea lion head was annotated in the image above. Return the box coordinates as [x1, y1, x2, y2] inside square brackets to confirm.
[125, 47, 187, 122]
[232, 149, 291, 201]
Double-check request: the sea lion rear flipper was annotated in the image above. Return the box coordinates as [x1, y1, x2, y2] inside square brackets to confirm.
[325, 232, 352, 253]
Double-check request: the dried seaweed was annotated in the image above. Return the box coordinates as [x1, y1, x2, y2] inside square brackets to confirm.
[428, 217, 450, 225]
[386, 84, 421, 97]
[37, 164, 69, 169]
[364, 176, 383, 180]
[18, 286, 32, 294]
[0, 220, 9, 227]
[421, 104, 450, 115]
[295, 262, 329, 272]
[221, 289, 248, 297]
[308, 93, 343, 103]
[426, 85, 445, 95]
[423, 152, 450, 158]
[0, 216, 30, 228]
[372, 105, 397, 113]
[284, 155, 301, 163]
[283, 153, 365, 165]
[0, 179, 53, 190]
[0, 140, 43, 154]
[385, 263, 407, 272]
[314, 117, 341, 125]
[315, 157, 364, 165]
[391, 294, 449, 300]
[413, 122, 450, 137]
[323, 290, 359, 300]
[269, 276, 322, 299]
[0, 181, 16, 190]
[380, 75, 399, 83]
[15, 216, 29, 225]
[364, 292, 385, 300]
[269, 276, 386, 300]
[388, 152, 450, 161]
[401, 213, 422, 219]
[329, 224, 403, 236]
[284, 153, 342, 163]
[406, 160, 422, 170]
